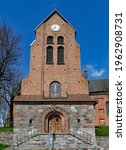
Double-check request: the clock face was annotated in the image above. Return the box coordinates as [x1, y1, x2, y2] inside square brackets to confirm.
[51, 24, 60, 31]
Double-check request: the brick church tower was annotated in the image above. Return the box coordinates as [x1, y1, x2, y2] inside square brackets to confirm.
[13, 10, 97, 149]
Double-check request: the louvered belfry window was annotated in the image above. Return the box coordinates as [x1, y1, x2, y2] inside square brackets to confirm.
[46, 46, 53, 64]
[47, 36, 53, 44]
[58, 46, 64, 64]
[57, 36, 64, 44]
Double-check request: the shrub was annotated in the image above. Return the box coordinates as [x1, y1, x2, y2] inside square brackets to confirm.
[95, 126, 109, 136]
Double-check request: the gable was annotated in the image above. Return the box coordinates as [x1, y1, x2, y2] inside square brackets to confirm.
[34, 10, 76, 33]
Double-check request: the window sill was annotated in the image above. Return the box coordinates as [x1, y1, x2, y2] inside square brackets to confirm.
[57, 62, 65, 65]
[57, 43, 64, 45]
[47, 43, 54, 44]
[46, 62, 54, 65]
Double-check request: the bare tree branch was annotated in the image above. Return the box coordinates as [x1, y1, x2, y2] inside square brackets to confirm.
[0, 22, 22, 126]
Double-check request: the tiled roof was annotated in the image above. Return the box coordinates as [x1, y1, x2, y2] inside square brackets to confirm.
[14, 94, 97, 104]
[89, 78, 109, 93]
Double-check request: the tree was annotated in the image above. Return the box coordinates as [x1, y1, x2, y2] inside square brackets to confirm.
[0, 72, 21, 126]
[0, 98, 8, 127]
[0, 22, 22, 126]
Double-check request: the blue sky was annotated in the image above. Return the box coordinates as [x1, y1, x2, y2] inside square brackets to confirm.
[0, 0, 109, 80]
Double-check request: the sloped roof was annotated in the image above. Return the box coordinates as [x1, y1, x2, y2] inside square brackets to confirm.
[14, 94, 97, 105]
[14, 94, 93, 101]
[34, 9, 76, 32]
[89, 78, 109, 93]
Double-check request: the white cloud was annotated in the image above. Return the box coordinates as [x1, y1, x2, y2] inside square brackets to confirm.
[91, 69, 105, 77]
[85, 65, 105, 77]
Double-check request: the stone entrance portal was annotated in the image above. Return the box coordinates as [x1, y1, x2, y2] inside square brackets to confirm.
[48, 114, 62, 133]
[42, 108, 69, 134]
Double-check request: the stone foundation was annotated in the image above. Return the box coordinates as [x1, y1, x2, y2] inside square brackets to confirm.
[14, 104, 96, 142]
[96, 136, 109, 149]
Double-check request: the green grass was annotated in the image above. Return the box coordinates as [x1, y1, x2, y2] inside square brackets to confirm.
[0, 127, 13, 132]
[95, 126, 109, 136]
[0, 144, 10, 150]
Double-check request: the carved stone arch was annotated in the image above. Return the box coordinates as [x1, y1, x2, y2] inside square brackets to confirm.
[41, 107, 68, 133]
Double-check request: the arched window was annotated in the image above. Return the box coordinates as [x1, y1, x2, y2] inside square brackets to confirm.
[47, 36, 53, 44]
[50, 81, 61, 97]
[57, 36, 64, 44]
[46, 46, 53, 64]
[57, 46, 64, 64]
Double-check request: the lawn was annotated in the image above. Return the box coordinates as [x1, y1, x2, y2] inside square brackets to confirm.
[0, 127, 13, 132]
[95, 126, 109, 136]
[0, 144, 10, 150]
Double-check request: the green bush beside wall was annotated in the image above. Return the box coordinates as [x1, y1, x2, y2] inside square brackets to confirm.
[95, 126, 109, 136]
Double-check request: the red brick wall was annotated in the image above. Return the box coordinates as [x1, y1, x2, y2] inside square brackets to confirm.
[21, 12, 89, 96]
[90, 94, 109, 126]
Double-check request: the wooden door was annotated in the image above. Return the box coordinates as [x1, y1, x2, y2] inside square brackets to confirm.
[48, 114, 62, 133]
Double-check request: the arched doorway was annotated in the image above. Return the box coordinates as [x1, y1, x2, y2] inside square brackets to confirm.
[48, 114, 62, 133]
[41, 108, 68, 134]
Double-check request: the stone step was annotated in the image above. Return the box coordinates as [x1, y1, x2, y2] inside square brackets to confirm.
[13, 132, 107, 150]
[8, 148, 108, 150]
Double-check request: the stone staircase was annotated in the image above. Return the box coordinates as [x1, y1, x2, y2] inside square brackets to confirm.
[69, 130, 92, 145]
[13, 126, 40, 148]
[12, 126, 107, 150]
